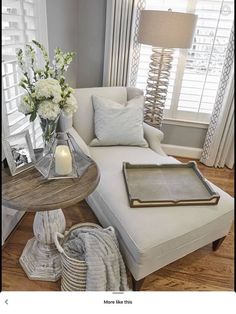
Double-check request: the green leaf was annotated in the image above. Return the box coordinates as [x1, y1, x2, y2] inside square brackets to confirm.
[29, 111, 37, 122]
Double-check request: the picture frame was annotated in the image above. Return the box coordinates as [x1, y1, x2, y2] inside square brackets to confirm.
[3, 130, 36, 176]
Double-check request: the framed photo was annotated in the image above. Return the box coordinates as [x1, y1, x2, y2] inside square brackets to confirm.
[3, 130, 36, 176]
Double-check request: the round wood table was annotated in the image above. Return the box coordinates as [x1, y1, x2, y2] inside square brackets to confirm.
[2, 162, 100, 282]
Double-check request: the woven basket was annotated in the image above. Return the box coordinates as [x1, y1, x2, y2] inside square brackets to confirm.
[54, 222, 102, 291]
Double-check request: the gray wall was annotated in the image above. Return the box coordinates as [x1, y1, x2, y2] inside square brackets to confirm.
[77, 0, 106, 87]
[46, 0, 207, 149]
[46, 0, 106, 89]
[46, 0, 79, 88]
[161, 123, 207, 148]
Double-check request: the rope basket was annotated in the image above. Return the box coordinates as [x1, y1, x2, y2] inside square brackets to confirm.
[54, 222, 103, 291]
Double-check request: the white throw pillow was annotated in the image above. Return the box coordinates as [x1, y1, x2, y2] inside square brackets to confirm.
[90, 95, 148, 147]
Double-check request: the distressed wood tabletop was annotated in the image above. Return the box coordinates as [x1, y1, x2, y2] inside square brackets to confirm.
[2, 163, 100, 212]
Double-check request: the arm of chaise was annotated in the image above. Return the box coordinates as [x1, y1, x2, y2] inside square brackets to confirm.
[143, 123, 166, 156]
[67, 127, 91, 157]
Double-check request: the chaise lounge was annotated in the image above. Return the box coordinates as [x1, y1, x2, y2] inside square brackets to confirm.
[61, 86, 234, 290]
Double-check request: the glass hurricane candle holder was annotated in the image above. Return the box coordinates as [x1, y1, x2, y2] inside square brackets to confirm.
[34, 132, 93, 179]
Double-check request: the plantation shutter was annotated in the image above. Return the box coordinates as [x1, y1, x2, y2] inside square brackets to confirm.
[135, 0, 234, 123]
[2, 0, 48, 148]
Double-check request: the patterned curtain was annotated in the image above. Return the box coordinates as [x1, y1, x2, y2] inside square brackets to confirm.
[200, 24, 234, 168]
[103, 0, 146, 86]
[128, 0, 146, 86]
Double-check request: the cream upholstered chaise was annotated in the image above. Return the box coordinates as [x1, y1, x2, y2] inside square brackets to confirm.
[62, 87, 234, 290]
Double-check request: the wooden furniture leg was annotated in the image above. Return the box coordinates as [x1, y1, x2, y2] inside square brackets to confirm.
[132, 276, 145, 291]
[20, 209, 66, 281]
[212, 236, 226, 251]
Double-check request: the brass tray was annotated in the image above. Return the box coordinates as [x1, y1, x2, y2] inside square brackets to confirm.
[123, 161, 220, 207]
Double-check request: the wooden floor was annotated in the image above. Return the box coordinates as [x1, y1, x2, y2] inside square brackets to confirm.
[2, 157, 234, 291]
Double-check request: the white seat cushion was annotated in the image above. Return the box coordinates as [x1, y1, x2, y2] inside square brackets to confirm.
[87, 146, 234, 280]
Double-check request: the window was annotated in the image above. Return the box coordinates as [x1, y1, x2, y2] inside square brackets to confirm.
[2, 0, 48, 148]
[135, 0, 234, 123]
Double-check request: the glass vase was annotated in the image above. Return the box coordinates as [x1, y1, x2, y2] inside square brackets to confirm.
[39, 114, 61, 154]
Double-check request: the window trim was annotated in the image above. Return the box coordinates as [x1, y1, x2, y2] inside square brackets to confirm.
[162, 117, 209, 129]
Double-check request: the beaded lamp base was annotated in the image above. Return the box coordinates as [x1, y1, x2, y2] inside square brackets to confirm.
[144, 47, 173, 129]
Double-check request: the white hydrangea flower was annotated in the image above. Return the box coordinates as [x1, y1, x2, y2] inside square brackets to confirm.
[38, 100, 61, 120]
[62, 94, 78, 116]
[35, 78, 62, 103]
[18, 95, 35, 114]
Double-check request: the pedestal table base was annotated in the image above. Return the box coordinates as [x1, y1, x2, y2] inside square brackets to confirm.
[20, 208, 66, 282]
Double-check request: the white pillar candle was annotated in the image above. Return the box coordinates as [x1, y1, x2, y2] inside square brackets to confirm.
[55, 145, 72, 175]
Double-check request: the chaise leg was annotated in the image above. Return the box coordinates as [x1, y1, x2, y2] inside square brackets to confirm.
[212, 236, 226, 251]
[131, 276, 145, 291]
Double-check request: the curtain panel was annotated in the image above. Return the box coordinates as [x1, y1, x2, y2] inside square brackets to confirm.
[103, 0, 146, 87]
[200, 24, 234, 168]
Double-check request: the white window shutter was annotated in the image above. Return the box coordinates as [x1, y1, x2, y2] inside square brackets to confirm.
[2, 0, 48, 148]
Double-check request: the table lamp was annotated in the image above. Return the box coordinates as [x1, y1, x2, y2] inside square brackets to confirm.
[138, 10, 197, 128]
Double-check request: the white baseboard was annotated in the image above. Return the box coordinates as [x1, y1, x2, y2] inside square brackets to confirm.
[161, 144, 203, 159]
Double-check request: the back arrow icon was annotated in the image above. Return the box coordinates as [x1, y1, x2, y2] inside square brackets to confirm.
[5, 299, 8, 305]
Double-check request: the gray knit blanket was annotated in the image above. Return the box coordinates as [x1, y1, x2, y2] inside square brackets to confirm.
[63, 226, 129, 291]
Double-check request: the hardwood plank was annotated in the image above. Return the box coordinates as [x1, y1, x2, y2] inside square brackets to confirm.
[2, 158, 234, 291]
